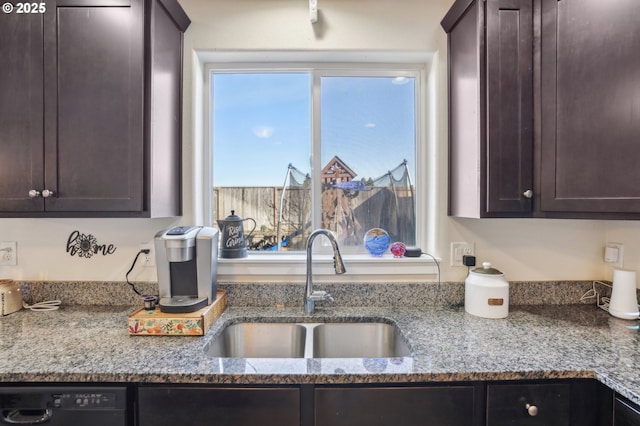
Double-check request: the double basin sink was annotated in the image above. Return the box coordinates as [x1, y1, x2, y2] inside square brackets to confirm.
[204, 321, 411, 359]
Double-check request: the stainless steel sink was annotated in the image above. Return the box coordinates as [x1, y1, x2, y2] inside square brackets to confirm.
[311, 322, 410, 358]
[204, 321, 411, 359]
[205, 322, 307, 358]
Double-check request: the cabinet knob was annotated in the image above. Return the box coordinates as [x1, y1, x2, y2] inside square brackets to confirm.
[28, 190, 41, 198]
[42, 189, 55, 198]
[525, 403, 538, 417]
[523, 189, 533, 199]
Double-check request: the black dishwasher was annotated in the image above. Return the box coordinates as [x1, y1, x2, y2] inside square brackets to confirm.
[0, 386, 128, 425]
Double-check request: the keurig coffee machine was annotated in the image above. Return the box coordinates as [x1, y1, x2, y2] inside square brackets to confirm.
[154, 226, 219, 313]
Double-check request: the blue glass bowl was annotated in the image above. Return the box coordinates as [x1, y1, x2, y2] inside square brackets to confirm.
[364, 228, 390, 257]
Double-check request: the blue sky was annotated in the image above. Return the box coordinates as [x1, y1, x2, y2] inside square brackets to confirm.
[212, 72, 415, 187]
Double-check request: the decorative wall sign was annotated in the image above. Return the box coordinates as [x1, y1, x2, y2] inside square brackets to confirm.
[66, 230, 117, 258]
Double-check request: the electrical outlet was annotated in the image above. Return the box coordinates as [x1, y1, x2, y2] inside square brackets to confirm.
[0, 242, 17, 266]
[604, 242, 624, 268]
[139, 243, 154, 267]
[450, 242, 474, 267]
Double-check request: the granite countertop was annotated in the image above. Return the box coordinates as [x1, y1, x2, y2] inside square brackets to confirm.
[1, 301, 639, 405]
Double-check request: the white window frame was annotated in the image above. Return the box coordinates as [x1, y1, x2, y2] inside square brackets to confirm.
[200, 52, 438, 282]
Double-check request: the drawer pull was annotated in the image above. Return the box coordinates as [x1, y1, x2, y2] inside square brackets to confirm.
[525, 403, 538, 417]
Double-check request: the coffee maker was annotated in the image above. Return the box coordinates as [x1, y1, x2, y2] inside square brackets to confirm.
[154, 226, 219, 313]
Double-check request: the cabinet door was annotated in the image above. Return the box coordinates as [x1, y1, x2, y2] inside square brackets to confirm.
[485, 0, 533, 214]
[487, 383, 570, 425]
[445, 0, 533, 218]
[315, 385, 480, 426]
[0, 12, 44, 212]
[137, 386, 300, 426]
[43, 0, 144, 212]
[540, 0, 640, 213]
[616, 396, 640, 426]
[147, 0, 186, 217]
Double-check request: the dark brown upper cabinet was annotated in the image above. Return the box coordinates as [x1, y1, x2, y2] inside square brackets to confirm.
[539, 0, 640, 215]
[443, 0, 640, 219]
[0, 11, 44, 213]
[442, 0, 534, 218]
[0, 0, 189, 217]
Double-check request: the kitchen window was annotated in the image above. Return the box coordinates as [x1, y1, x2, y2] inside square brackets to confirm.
[204, 61, 434, 278]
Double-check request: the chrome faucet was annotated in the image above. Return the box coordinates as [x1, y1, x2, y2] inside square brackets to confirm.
[304, 229, 346, 314]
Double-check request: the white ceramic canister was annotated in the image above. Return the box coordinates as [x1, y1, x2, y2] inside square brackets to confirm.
[464, 262, 509, 319]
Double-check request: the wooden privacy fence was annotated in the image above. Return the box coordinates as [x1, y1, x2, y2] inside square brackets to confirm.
[214, 185, 415, 251]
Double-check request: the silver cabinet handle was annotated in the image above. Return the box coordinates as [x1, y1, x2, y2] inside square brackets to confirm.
[523, 189, 533, 199]
[525, 403, 538, 417]
[28, 190, 41, 198]
[41, 189, 54, 198]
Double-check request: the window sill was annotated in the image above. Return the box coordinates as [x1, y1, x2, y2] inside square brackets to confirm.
[216, 253, 440, 283]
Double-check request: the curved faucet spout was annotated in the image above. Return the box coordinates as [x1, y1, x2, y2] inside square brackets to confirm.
[304, 229, 346, 314]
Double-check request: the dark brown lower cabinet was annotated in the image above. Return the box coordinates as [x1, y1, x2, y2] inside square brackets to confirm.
[137, 386, 300, 426]
[487, 383, 571, 425]
[314, 385, 482, 426]
[615, 395, 640, 426]
[487, 380, 612, 426]
[136, 380, 613, 426]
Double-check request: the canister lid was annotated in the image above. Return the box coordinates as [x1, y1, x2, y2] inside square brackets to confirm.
[471, 262, 503, 275]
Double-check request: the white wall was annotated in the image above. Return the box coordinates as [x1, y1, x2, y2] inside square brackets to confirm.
[604, 222, 640, 280]
[0, 218, 177, 282]
[0, 0, 627, 284]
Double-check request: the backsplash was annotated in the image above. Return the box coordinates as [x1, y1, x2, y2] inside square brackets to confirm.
[20, 280, 596, 308]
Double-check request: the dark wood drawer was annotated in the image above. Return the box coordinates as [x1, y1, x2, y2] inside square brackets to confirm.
[487, 383, 571, 425]
[315, 385, 480, 426]
[137, 386, 300, 426]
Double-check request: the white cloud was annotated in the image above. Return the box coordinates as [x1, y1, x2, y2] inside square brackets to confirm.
[252, 126, 275, 138]
[364, 123, 377, 128]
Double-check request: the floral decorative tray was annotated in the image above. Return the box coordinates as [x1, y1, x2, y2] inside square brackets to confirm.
[128, 290, 227, 336]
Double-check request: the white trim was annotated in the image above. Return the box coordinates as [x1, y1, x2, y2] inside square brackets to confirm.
[197, 49, 433, 65]
[217, 253, 439, 283]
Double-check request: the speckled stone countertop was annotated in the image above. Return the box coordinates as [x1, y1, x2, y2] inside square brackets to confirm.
[1, 280, 639, 405]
